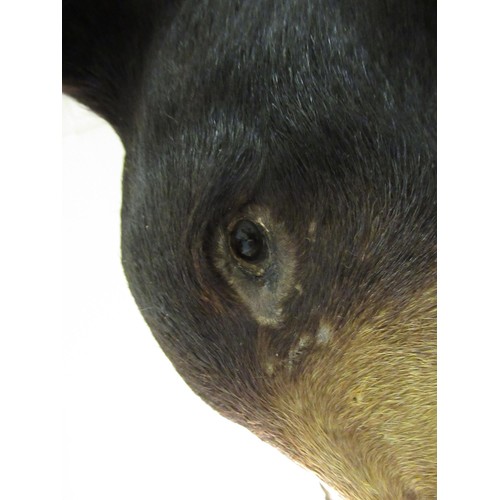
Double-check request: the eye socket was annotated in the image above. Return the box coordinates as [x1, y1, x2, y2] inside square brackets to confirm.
[229, 219, 268, 264]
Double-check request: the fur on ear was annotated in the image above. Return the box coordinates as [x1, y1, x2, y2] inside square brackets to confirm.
[62, 0, 178, 137]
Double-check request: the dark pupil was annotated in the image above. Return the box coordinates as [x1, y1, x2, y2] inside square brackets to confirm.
[230, 220, 266, 262]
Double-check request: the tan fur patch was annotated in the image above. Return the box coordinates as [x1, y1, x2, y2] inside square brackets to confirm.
[261, 285, 437, 499]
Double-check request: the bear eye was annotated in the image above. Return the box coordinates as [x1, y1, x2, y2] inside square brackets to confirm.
[229, 219, 268, 264]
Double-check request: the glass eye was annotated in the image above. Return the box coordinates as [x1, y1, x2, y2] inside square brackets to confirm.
[229, 219, 268, 263]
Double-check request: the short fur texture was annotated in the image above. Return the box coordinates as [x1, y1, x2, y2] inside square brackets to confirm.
[63, 1, 436, 498]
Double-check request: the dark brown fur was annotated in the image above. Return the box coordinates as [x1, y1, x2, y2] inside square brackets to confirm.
[63, 0, 436, 497]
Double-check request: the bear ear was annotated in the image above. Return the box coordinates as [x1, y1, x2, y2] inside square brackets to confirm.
[62, 0, 177, 138]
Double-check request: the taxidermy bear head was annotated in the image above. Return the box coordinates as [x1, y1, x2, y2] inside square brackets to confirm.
[63, 1, 436, 498]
